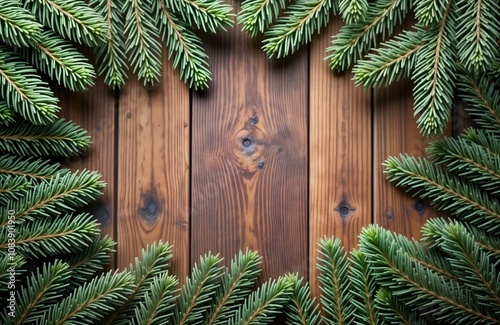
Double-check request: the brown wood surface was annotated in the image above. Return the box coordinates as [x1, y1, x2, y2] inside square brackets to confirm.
[309, 20, 373, 297]
[56, 74, 117, 268]
[116, 54, 190, 280]
[190, 1, 308, 281]
[373, 77, 440, 239]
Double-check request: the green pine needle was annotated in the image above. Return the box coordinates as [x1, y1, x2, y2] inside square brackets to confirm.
[375, 288, 426, 325]
[0, 0, 42, 47]
[172, 253, 223, 325]
[327, 0, 411, 71]
[262, 0, 334, 59]
[0, 213, 100, 259]
[415, 0, 449, 25]
[0, 154, 70, 180]
[339, 0, 368, 24]
[0, 175, 31, 205]
[238, 0, 285, 36]
[105, 241, 173, 325]
[456, 0, 500, 73]
[24, 30, 96, 91]
[348, 250, 378, 325]
[353, 29, 424, 88]
[132, 273, 179, 325]
[229, 276, 292, 325]
[317, 237, 353, 325]
[155, 2, 211, 89]
[283, 273, 321, 325]
[0, 170, 105, 227]
[0, 261, 71, 325]
[28, 0, 108, 46]
[462, 128, 500, 155]
[165, 0, 233, 33]
[384, 154, 500, 233]
[0, 255, 25, 293]
[204, 250, 262, 325]
[0, 45, 59, 125]
[40, 270, 135, 325]
[0, 119, 90, 157]
[0, 100, 15, 125]
[123, 0, 162, 85]
[90, 0, 128, 89]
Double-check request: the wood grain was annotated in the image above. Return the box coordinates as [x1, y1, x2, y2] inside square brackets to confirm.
[191, 1, 308, 281]
[116, 54, 190, 281]
[374, 77, 441, 239]
[56, 72, 117, 268]
[309, 20, 372, 297]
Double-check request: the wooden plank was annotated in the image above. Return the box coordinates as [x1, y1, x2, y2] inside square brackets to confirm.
[309, 21, 372, 297]
[56, 73, 117, 268]
[116, 55, 190, 281]
[191, 0, 308, 281]
[374, 77, 441, 238]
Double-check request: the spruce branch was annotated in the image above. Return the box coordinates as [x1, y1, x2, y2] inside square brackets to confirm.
[317, 237, 353, 325]
[432, 221, 500, 312]
[90, 0, 128, 89]
[339, 0, 368, 24]
[155, 2, 211, 89]
[1, 261, 71, 325]
[229, 277, 292, 325]
[462, 128, 500, 156]
[0, 170, 105, 227]
[28, 0, 108, 46]
[40, 270, 135, 325]
[123, 0, 162, 85]
[262, 0, 334, 58]
[353, 29, 424, 88]
[23, 30, 96, 91]
[457, 72, 500, 136]
[360, 225, 500, 324]
[0, 0, 41, 47]
[65, 235, 115, 286]
[327, 0, 411, 71]
[413, 0, 457, 136]
[0, 255, 25, 293]
[204, 250, 262, 325]
[0, 45, 59, 125]
[131, 273, 178, 325]
[374, 288, 426, 325]
[172, 253, 223, 325]
[283, 274, 321, 325]
[428, 136, 500, 196]
[0, 213, 100, 259]
[165, 0, 233, 33]
[348, 250, 378, 325]
[384, 154, 500, 233]
[415, 0, 449, 25]
[0, 175, 31, 205]
[105, 242, 173, 325]
[0, 119, 90, 157]
[238, 0, 286, 36]
[0, 154, 69, 180]
[456, 0, 500, 72]
[0, 100, 15, 125]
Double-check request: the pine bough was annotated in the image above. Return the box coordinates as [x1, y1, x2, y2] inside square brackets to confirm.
[239, 0, 500, 136]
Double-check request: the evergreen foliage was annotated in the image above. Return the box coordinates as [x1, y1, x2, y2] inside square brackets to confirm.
[239, 0, 500, 136]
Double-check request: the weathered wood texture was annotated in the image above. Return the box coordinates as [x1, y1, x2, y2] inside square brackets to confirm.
[309, 20, 372, 296]
[56, 75, 117, 268]
[191, 1, 308, 281]
[116, 54, 190, 281]
[374, 78, 440, 239]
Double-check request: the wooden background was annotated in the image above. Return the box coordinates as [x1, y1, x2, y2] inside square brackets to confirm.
[57, 3, 458, 294]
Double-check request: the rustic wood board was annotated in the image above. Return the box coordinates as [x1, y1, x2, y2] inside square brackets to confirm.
[116, 55, 190, 281]
[191, 1, 308, 281]
[309, 20, 373, 296]
[56, 75, 117, 268]
[373, 77, 440, 239]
